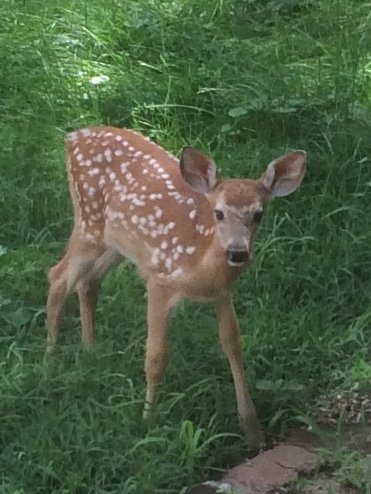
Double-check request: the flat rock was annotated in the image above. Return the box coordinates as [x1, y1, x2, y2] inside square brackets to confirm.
[223, 445, 316, 493]
[185, 484, 219, 494]
[187, 445, 317, 494]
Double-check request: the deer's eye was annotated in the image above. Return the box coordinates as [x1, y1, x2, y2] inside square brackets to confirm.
[214, 209, 224, 221]
[253, 211, 263, 224]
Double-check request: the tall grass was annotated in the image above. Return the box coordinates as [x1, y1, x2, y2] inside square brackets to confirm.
[1, 0, 371, 492]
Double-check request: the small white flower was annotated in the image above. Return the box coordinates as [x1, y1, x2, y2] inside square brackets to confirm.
[90, 75, 110, 85]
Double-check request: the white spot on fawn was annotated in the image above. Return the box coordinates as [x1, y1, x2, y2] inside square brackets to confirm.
[104, 149, 112, 162]
[88, 168, 100, 176]
[155, 207, 163, 219]
[172, 268, 183, 278]
[186, 246, 196, 254]
[120, 162, 129, 174]
[151, 248, 160, 266]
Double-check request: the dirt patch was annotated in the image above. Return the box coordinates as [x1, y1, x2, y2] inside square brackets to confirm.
[316, 392, 371, 427]
[186, 392, 371, 494]
[272, 474, 358, 494]
[286, 423, 371, 455]
[282, 392, 371, 494]
[287, 390, 371, 455]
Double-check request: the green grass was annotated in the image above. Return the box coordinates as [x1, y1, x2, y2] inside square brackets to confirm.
[320, 448, 371, 493]
[1, 0, 371, 492]
[289, 447, 371, 493]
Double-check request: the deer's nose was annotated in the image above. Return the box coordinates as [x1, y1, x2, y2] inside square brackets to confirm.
[227, 246, 249, 264]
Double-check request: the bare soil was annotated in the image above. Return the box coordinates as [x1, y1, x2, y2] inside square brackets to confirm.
[274, 474, 358, 494]
[187, 392, 371, 494]
[282, 415, 371, 493]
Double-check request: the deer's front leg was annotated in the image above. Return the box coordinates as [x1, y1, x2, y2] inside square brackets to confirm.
[215, 295, 264, 449]
[143, 280, 178, 419]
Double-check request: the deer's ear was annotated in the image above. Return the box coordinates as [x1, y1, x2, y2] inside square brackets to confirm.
[180, 146, 219, 194]
[261, 151, 307, 197]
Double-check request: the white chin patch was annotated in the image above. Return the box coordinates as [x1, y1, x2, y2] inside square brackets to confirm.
[227, 260, 245, 267]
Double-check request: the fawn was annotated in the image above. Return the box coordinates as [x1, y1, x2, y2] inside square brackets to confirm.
[46, 126, 306, 448]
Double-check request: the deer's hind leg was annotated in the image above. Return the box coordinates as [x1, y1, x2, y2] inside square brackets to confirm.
[76, 249, 123, 349]
[46, 232, 105, 352]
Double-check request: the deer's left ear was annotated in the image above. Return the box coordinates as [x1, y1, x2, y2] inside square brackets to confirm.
[261, 151, 307, 197]
[180, 146, 220, 194]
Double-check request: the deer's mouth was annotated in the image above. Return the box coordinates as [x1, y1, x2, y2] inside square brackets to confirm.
[227, 259, 246, 267]
[226, 249, 249, 266]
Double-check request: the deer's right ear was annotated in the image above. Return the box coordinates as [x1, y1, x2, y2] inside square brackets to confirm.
[180, 146, 219, 194]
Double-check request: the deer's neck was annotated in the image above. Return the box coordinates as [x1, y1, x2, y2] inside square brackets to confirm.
[162, 229, 245, 302]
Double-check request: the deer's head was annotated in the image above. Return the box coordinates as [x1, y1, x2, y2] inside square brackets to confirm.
[180, 147, 307, 266]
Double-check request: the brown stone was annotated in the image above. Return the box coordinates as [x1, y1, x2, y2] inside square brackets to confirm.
[185, 484, 218, 494]
[222, 445, 317, 494]
[185, 445, 318, 494]
[256, 444, 317, 472]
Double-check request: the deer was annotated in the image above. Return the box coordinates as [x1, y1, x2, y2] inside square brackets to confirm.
[46, 126, 306, 449]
